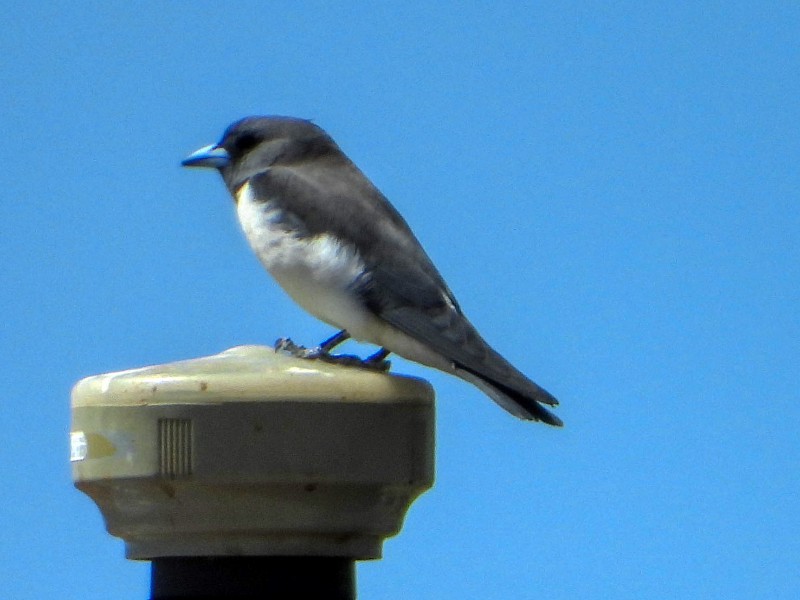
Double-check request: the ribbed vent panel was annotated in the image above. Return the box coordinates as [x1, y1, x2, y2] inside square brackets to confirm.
[158, 419, 193, 478]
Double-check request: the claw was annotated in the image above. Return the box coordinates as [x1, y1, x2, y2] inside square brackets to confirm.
[274, 337, 322, 359]
[273, 337, 295, 353]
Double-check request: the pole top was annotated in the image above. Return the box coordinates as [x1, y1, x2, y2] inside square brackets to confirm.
[71, 346, 435, 560]
[72, 344, 433, 406]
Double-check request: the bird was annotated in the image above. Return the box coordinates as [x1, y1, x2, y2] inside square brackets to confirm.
[182, 116, 562, 426]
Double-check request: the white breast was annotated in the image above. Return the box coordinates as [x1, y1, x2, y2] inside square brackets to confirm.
[235, 182, 376, 337]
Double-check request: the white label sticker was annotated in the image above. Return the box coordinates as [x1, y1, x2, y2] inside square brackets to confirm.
[70, 431, 88, 462]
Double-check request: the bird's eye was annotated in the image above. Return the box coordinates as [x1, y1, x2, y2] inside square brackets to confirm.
[234, 133, 259, 152]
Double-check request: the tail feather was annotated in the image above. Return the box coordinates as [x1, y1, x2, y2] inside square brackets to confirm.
[455, 365, 563, 427]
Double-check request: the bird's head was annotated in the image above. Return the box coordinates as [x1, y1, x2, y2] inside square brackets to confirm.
[182, 116, 339, 191]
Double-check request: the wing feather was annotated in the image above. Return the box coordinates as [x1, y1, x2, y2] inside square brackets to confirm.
[247, 162, 560, 423]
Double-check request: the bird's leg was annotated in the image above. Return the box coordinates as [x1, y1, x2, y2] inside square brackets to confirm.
[318, 330, 351, 353]
[274, 330, 350, 359]
[362, 347, 392, 372]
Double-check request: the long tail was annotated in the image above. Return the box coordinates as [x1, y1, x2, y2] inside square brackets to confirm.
[455, 365, 563, 426]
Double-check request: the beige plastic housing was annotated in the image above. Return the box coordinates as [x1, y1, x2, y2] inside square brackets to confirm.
[70, 345, 435, 560]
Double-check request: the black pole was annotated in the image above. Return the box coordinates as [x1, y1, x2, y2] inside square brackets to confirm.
[150, 556, 355, 599]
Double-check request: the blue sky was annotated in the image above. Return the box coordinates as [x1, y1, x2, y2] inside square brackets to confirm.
[2, 2, 799, 598]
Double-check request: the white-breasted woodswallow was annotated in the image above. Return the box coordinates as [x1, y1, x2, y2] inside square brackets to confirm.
[183, 116, 561, 425]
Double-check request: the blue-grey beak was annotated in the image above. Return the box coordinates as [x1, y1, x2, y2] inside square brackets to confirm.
[181, 144, 230, 168]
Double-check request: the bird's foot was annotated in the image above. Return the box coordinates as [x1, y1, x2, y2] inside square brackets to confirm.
[274, 337, 391, 372]
[317, 350, 391, 372]
[274, 337, 325, 359]
[318, 352, 377, 369]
